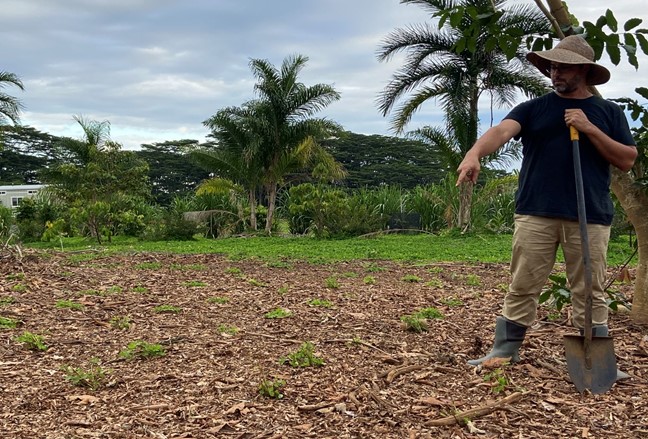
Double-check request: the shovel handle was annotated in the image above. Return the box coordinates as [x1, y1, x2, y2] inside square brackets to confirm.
[571, 125, 593, 368]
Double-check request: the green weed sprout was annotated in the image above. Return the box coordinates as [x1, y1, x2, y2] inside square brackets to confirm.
[15, 331, 48, 351]
[281, 342, 324, 368]
[118, 341, 165, 360]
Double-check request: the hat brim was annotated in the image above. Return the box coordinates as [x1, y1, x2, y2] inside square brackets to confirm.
[526, 51, 610, 86]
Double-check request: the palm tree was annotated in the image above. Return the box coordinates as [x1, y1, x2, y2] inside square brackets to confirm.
[198, 101, 266, 230]
[377, 0, 550, 229]
[0, 71, 25, 125]
[246, 54, 343, 234]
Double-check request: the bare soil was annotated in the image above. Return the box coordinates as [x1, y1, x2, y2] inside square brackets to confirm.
[1, 248, 646, 438]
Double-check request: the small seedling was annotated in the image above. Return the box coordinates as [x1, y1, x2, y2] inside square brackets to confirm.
[153, 305, 182, 314]
[225, 267, 242, 275]
[440, 296, 464, 307]
[0, 296, 16, 306]
[118, 340, 165, 360]
[325, 276, 340, 289]
[497, 283, 509, 292]
[364, 263, 385, 273]
[342, 272, 358, 278]
[132, 285, 149, 294]
[6, 273, 25, 281]
[12, 283, 27, 293]
[258, 378, 286, 399]
[183, 280, 207, 287]
[401, 274, 422, 283]
[106, 286, 123, 294]
[61, 358, 110, 390]
[484, 367, 509, 394]
[281, 342, 324, 368]
[465, 274, 482, 286]
[56, 300, 84, 311]
[308, 298, 333, 308]
[109, 315, 131, 330]
[539, 274, 572, 311]
[0, 316, 19, 329]
[425, 278, 444, 288]
[135, 262, 163, 270]
[15, 331, 48, 351]
[427, 266, 444, 274]
[207, 296, 229, 304]
[415, 307, 444, 319]
[264, 307, 292, 319]
[400, 315, 428, 332]
[248, 278, 266, 287]
[363, 276, 376, 285]
[278, 285, 289, 295]
[217, 324, 239, 335]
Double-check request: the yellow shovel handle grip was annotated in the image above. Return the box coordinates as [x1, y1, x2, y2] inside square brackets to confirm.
[570, 125, 579, 141]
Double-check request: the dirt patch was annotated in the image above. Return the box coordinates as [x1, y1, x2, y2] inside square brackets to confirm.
[0, 249, 646, 438]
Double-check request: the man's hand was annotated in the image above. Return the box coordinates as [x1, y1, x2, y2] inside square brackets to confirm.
[456, 155, 480, 186]
[564, 108, 595, 135]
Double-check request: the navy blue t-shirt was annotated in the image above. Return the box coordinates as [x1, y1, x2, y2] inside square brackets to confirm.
[505, 92, 635, 225]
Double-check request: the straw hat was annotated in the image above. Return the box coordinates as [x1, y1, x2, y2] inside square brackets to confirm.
[526, 35, 610, 85]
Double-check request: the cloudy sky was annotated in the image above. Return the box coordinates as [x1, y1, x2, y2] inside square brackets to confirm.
[2, 0, 646, 149]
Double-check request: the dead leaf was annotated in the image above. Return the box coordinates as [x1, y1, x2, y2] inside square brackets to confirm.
[417, 396, 446, 407]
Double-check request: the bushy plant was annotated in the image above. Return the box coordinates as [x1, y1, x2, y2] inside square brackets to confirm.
[0, 205, 14, 239]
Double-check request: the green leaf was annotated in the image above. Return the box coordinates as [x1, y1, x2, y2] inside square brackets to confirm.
[624, 18, 643, 32]
[531, 37, 545, 52]
[624, 33, 637, 53]
[595, 16, 607, 29]
[450, 10, 463, 28]
[605, 9, 618, 32]
[485, 36, 498, 52]
[636, 34, 648, 55]
[606, 34, 621, 65]
[455, 38, 466, 54]
[636, 87, 648, 100]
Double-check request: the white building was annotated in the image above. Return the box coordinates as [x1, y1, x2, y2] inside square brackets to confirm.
[0, 185, 45, 209]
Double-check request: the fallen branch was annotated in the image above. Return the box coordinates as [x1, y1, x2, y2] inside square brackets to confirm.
[424, 391, 527, 426]
[385, 364, 425, 384]
[297, 401, 337, 412]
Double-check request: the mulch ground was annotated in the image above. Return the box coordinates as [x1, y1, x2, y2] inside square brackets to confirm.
[1, 247, 646, 438]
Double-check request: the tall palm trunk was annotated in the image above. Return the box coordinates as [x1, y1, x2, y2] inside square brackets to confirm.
[457, 79, 481, 230]
[264, 182, 278, 235]
[248, 188, 258, 230]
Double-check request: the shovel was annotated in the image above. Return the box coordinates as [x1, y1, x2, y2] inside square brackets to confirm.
[563, 125, 617, 394]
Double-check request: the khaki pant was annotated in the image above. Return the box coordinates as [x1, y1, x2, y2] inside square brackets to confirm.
[502, 214, 610, 329]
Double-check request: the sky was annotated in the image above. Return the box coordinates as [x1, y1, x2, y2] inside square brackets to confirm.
[1, 0, 646, 150]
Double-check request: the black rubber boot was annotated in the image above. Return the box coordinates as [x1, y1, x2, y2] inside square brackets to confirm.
[580, 325, 630, 381]
[468, 316, 527, 366]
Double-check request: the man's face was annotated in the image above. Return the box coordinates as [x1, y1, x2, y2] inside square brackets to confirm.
[549, 63, 589, 94]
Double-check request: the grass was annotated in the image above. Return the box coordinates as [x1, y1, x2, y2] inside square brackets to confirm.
[22, 233, 637, 266]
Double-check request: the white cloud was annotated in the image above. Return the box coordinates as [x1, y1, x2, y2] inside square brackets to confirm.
[2, 0, 645, 149]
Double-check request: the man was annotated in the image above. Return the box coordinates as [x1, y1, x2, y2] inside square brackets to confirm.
[456, 35, 638, 375]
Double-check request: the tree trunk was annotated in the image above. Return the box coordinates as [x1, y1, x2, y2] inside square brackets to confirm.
[249, 188, 257, 231]
[610, 168, 648, 323]
[457, 182, 474, 232]
[265, 182, 277, 235]
[540, 0, 648, 322]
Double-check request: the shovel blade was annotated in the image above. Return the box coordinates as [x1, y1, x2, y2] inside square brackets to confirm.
[563, 335, 617, 394]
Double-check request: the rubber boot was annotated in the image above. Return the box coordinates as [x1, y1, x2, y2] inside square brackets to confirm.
[468, 316, 527, 366]
[580, 325, 630, 381]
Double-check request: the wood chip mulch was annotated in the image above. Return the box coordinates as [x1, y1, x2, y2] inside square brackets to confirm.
[1, 247, 646, 438]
